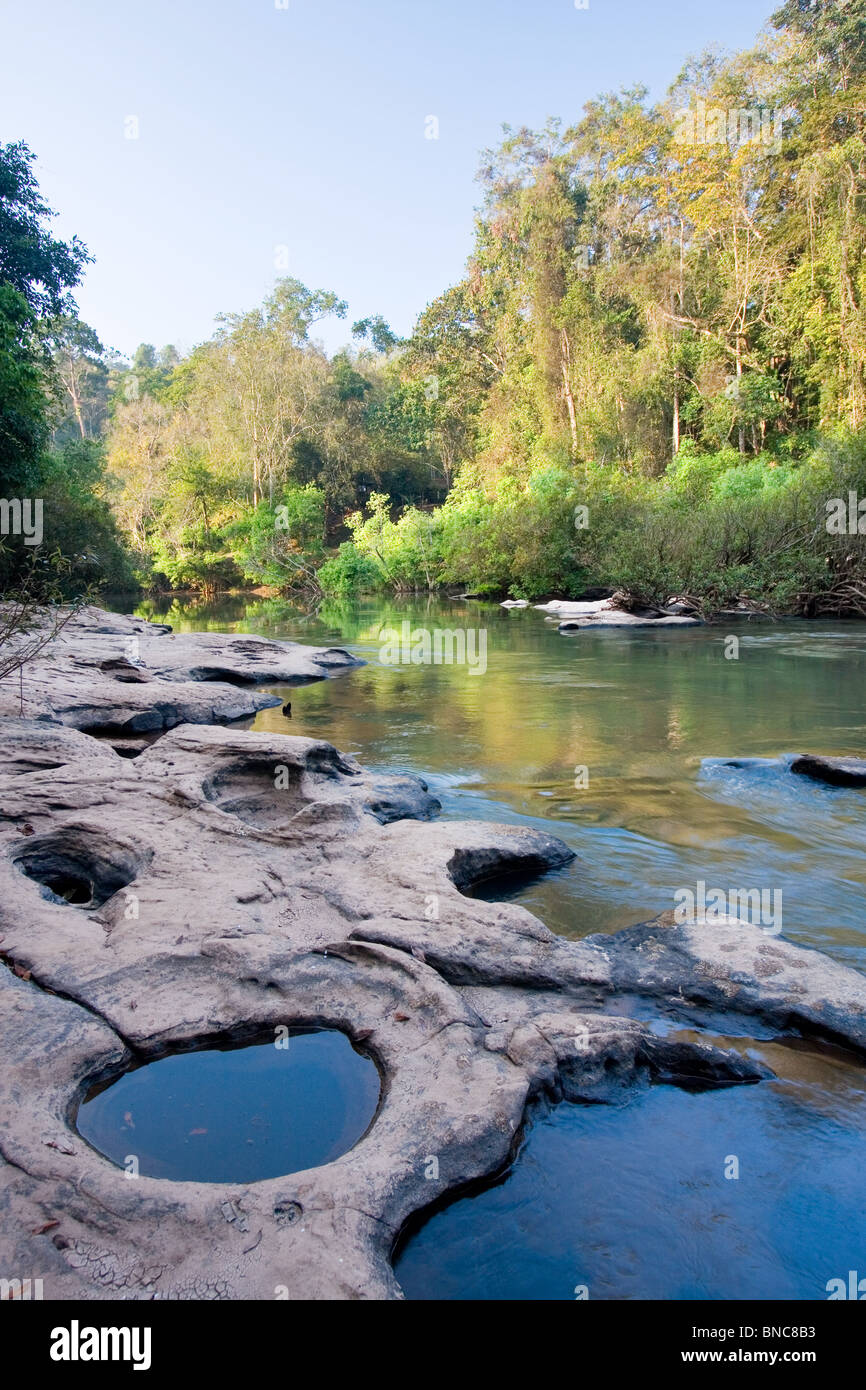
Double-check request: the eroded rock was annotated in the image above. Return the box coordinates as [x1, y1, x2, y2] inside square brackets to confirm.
[0, 605, 363, 732]
[1, 630, 865, 1301]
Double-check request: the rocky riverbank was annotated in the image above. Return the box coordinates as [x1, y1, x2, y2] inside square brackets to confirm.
[0, 605, 363, 743]
[1, 607, 865, 1300]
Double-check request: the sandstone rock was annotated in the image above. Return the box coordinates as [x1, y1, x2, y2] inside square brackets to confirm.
[1, 613, 865, 1302]
[0, 605, 363, 733]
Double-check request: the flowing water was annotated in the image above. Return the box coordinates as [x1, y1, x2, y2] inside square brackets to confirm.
[133, 593, 866, 1297]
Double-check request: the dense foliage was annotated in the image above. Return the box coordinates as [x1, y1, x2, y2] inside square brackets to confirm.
[0, 141, 134, 597]
[4, 2, 866, 613]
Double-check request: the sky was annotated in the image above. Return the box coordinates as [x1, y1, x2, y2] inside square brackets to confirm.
[1, 0, 774, 362]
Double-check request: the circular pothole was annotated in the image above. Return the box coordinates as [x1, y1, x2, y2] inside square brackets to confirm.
[42, 873, 94, 905]
[12, 828, 146, 908]
[202, 759, 310, 826]
[75, 1029, 381, 1183]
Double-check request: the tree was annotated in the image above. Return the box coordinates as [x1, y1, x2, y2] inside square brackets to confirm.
[352, 315, 400, 353]
[51, 317, 110, 441]
[0, 142, 90, 324]
[0, 284, 48, 493]
[207, 279, 347, 506]
[0, 142, 90, 496]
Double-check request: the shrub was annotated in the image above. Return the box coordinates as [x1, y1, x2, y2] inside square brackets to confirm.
[317, 543, 384, 596]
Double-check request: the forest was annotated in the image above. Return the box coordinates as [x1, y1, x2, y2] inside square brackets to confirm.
[4, 0, 866, 616]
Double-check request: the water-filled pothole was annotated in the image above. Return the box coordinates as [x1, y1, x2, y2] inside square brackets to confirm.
[75, 1028, 381, 1183]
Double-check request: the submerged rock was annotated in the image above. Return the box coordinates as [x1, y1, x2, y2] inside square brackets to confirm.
[718, 753, 866, 790]
[557, 613, 700, 630]
[790, 754, 866, 788]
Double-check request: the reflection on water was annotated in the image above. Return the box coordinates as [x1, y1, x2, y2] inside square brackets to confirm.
[76, 1029, 380, 1184]
[136, 593, 866, 967]
[394, 1038, 866, 1301]
[133, 594, 866, 1299]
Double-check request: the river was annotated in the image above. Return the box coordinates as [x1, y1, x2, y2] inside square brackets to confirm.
[134, 592, 866, 1300]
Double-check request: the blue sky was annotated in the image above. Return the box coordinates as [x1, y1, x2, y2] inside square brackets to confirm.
[2, 0, 772, 361]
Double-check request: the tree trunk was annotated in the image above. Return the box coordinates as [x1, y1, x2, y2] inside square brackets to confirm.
[735, 344, 745, 455]
[561, 330, 579, 459]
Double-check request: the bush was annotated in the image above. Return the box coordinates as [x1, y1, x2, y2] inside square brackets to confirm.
[0, 438, 138, 597]
[345, 493, 442, 591]
[251, 432, 866, 617]
[317, 542, 383, 596]
[150, 535, 241, 596]
[229, 485, 326, 591]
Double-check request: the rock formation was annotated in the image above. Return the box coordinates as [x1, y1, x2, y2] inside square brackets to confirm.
[533, 598, 702, 629]
[0, 606, 363, 742]
[1, 609, 864, 1300]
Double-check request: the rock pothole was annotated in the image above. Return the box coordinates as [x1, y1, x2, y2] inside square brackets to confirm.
[202, 759, 310, 825]
[74, 1028, 382, 1184]
[11, 827, 150, 909]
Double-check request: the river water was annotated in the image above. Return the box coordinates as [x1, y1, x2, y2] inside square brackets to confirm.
[136, 593, 866, 1300]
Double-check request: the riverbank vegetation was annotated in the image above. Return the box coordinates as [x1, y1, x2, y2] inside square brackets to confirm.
[3, 1, 866, 614]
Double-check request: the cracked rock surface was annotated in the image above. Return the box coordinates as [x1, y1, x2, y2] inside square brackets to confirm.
[1, 612, 866, 1300]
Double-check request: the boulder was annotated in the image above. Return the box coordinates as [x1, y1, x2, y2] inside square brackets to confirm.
[790, 754, 866, 788]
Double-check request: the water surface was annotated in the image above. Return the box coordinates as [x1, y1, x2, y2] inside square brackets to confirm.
[138, 594, 866, 966]
[134, 593, 866, 1295]
[77, 1029, 380, 1183]
[394, 1036, 866, 1301]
